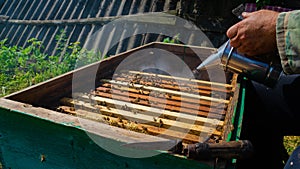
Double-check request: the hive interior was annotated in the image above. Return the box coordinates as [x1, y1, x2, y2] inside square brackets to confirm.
[56, 69, 237, 145]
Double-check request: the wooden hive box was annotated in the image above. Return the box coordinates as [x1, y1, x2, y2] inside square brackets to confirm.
[0, 42, 246, 169]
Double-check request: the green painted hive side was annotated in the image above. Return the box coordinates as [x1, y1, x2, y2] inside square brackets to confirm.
[0, 101, 218, 169]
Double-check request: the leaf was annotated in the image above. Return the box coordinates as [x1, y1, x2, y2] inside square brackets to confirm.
[18, 57, 24, 65]
[163, 37, 170, 43]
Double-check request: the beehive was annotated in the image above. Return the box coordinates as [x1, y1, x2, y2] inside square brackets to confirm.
[1, 42, 244, 168]
[6, 41, 241, 143]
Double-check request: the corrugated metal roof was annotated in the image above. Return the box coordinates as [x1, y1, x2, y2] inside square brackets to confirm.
[0, 0, 237, 57]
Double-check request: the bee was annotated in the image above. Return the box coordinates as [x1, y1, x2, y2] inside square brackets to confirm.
[142, 126, 148, 132]
[40, 154, 46, 162]
[100, 101, 107, 106]
[132, 97, 140, 103]
[56, 107, 63, 112]
[23, 104, 32, 108]
[134, 73, 141, 79]
[159, 119, 164, 128]
[132, 109, 138, 115]
[166, 93, 172, 99]
[139, 89, 144, 95]
[69, 107, 75, 111]
[118, 117, 123, 123]
[230, 124, 234, 131]
[216, 125, 223, 131]
[104, 88, 111, 93]
[129, 81, 134, 87]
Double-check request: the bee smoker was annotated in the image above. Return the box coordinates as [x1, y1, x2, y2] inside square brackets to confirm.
[194, 40, 283, 88]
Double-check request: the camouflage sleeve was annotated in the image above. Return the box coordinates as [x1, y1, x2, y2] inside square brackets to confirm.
[276, 10, 300, 74]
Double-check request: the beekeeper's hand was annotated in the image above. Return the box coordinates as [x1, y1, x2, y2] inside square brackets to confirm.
[226, 10, 279, 56]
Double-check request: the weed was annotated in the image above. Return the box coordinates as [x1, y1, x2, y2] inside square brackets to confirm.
[163, 33, 180, 44]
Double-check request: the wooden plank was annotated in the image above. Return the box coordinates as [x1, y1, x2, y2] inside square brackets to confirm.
[128, 70, 233, 88]
[113, 76, 214, 96]
[58, 105, 213, 144]
[99, 83, 227, 108]
[94, 89, 214, 117]
[117, 71, 232, 94]
[60, 97, 222, 139]
[222, 74, 241, 141]
[102, 79, 230, 104]
[95, 85, 226, 116]
[71, 93, 224, 126]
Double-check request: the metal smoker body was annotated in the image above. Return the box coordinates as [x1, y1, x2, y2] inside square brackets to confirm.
[219, 40, 282, 87]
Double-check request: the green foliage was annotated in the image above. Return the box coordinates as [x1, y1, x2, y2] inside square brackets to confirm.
[0, 37, 102, 97]
[284, 136, 300, 155]
[55, 29, 68, 52]
[163, 34, 181, 44]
